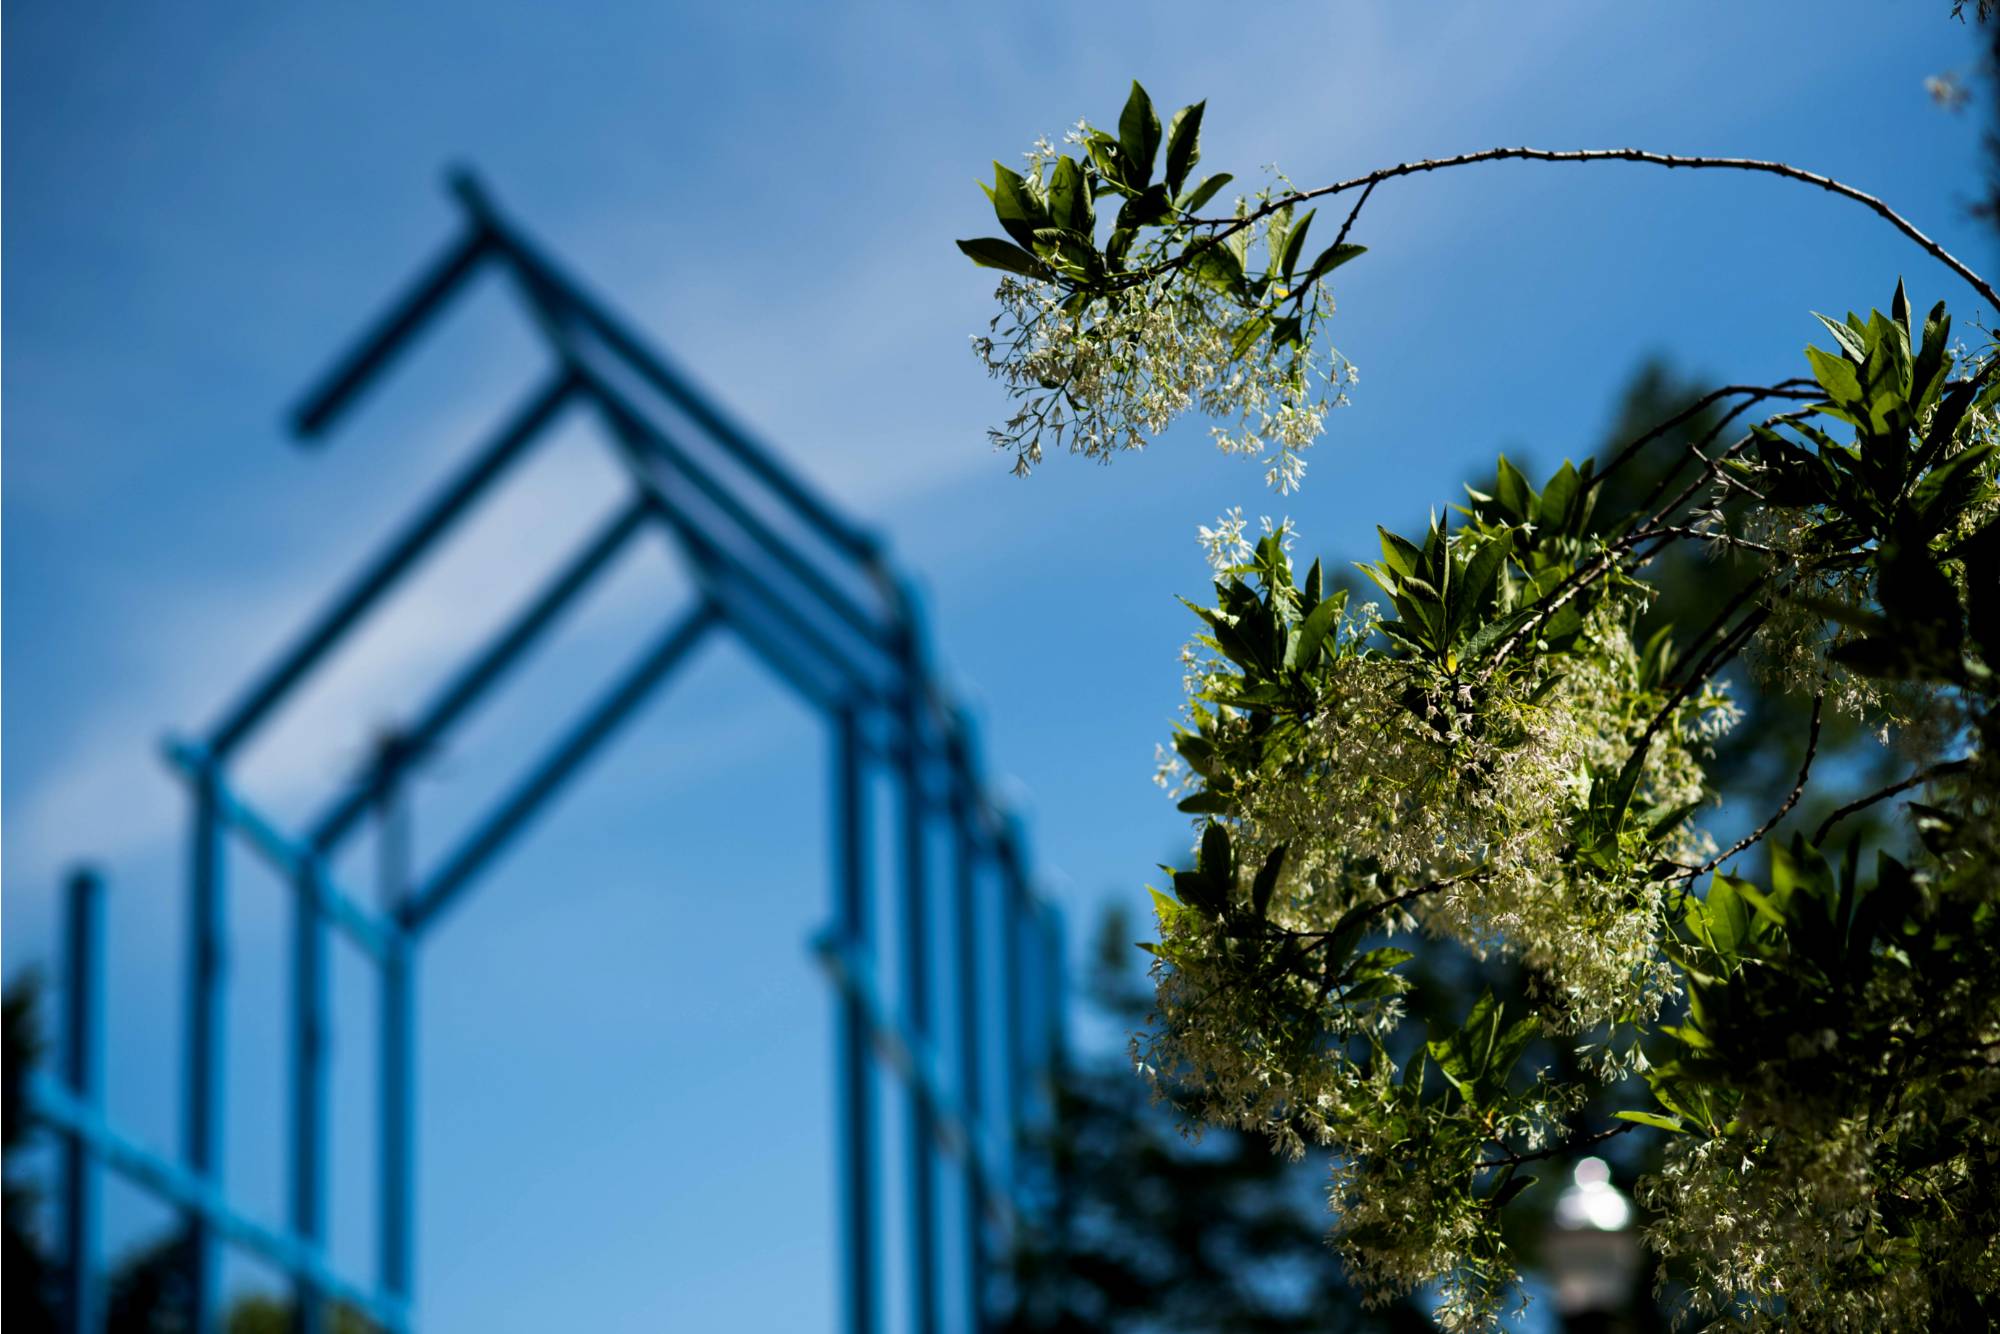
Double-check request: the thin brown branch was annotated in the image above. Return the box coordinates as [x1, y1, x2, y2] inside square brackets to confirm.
[1594, 380, 1817, 495]
[1688, 688, 1825, 878]
[1811, 758, 1976, 844]
[1480, 1120, 1636, 1170]
[1160, 146, 1999, 312]
[1329, 179, 1376, 253]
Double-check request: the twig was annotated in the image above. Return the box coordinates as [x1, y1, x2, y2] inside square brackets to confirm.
[1329, 179, 1377, 253]
[1480, 1120, 1636, 1170]
[1687, 688, 1825, 879]
[1811, 758, 1975, 844]
[1158, 146, 1999, 312]
[1593, 380, 1816, 495]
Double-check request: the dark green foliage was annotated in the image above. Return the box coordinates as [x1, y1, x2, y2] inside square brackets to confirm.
[1002, 909, 1430, 1334]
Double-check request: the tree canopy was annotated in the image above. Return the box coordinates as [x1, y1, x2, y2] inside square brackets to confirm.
[961, 76, 2000, 1332]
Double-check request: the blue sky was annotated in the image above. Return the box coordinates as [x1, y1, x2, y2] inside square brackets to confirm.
[4, 3, 1992, 1330]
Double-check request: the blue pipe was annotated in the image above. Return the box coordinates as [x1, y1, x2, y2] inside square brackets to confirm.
[59, 869, 103, 1334]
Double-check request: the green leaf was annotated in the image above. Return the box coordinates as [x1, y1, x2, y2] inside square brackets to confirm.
[1536, 461, 1581, 532]
[1298, 241, 1366, 288]
[1186, 239, 1245, 295]
[1177, 172, 1233, 214]
[1200, 821, 1233, 887]
[1448, 531, 1512, 648]
[1377, 526, 1425, 577]
[1047, 155, 1090, 236]
[1805, 343, 1864, 407]
[1031, 227, 1105, 281]
[1229, 313, 1272, 359]
[1115, 184, 1173, 231]
[1703, 876, 1755, 960]
[1164, 100, 1204, 195]
[1351, 946, 1415, 974]
[1118, 81, 1162, 188]
[1494, 455, 1536, 520]
[1613, 1110, 1688, 1133]
[1172, 867, 1225, 915]
[1277, 209, 1315, 282]
[989, 162, 1048, 249]
[1250, 845, 1286, 919]
[955, 237, 1054, 280]
[1811, 312, 1867, 362]
[1287, 592, 1347, 669]
[1646, 800, 1701, 843]
[1488, 1172, 1538, 1209]
[1175, 792, 1234, 815]
[1084, 135, 1133, 193]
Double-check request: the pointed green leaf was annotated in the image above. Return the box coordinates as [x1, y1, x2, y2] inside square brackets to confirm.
[1613, 1110, 1688, 1133]
[1047, 155, 1090, 236]
[1118, 81, 1161, 187]
[1278, 209, 1315, 282]
[1250, 844, 1286, 919]
[1177, 172, 1233, 214]
[1164, 100, 1204, 195]
[956, 237, 1054, 280]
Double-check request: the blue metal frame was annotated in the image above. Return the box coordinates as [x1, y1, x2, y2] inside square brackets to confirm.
[29, 172, 1065, 1333]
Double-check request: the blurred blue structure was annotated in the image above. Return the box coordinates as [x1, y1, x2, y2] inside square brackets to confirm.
[27, 173, 1067, 1334]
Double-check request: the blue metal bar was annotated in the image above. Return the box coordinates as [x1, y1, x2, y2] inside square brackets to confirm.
[60, 868, 104, 1334]
[404, 601, 719, 932]
[948, 742, 986, 1334]
[163, 741, 393, 962]
[832, 707, 877, 1334]
[810, 935, 1014, 1233]
[25, 1076, 409, 1330]
[577, 366, 895, 656]
[894, 653, 940, 1334]
[712, 597, 845, 716]
[205, 370, 576, 760]
[308, 493, 654, 853]
[632, 496, 887, 710]
[291, 224, 493, 439]
[380, 931, 414, 1316]
[997, 838, 1027, 1184]
[183, 764, 225, 1333]
[290, 862, 330, 1334]
[377, 770, 416, 1322]
[446, 172, 885, 566]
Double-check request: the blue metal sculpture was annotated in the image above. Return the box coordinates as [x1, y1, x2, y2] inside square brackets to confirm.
[27, 172, 1066, 1334]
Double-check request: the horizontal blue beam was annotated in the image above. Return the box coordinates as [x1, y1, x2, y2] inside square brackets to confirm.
[27, 1074, 409, 1333]
[163, 741, 395, 962]
[404, 600, 720, 933]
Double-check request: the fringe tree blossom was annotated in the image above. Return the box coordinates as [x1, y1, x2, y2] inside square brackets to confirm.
[964, 80, 2000, 1331]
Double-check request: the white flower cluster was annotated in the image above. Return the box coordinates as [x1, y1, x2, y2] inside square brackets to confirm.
[1137, 561, 1740, 1324]
[972, 272, 1350, 493]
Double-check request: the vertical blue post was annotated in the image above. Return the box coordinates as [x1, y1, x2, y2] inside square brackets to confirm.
[380, 931, 414, 1321]
[377, 758, 416, 1327]
[290, 863, 329, 1334]
[950, 788, 985, 1334]
[60, 868, 104, 1334]
[184, 763, 226, 1332]
[833, 707, 876, 1334]
[894, 625, 938, 1334]
[997, 840, 1027, 1191]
